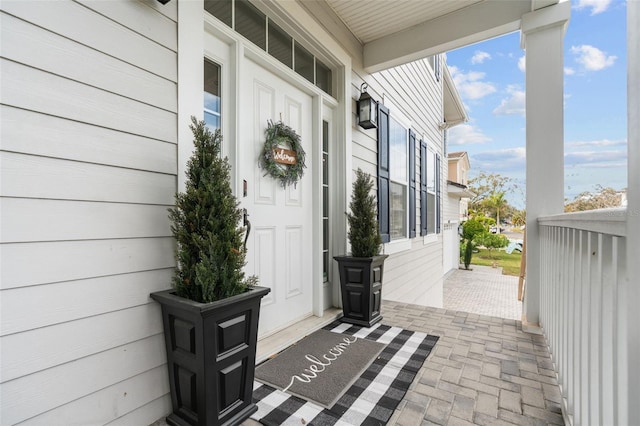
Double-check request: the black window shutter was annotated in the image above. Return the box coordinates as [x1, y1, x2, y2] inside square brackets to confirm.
[436, 153, 441, 234]
[420, 140, 427, 236]
[377, 104, 390, 243]
[409, 130, 416, 238]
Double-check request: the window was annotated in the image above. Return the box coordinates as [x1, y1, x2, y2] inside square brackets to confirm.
[204, 0, 333, 96]
[389, 118, 408, 240]
[204, 0, 231, 27]
[316, 60, 332, 94]
[268, 20, 292, 68]
[204, 59, 221, 131]
[420, 141, 441, 236]
[322, 120, 329, 282]
[294, 41, 314, 84]
[426, 149, 436, 234]
[377, 105, 418, 243]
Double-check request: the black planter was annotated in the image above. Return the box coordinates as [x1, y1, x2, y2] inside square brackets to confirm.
[333, 255, 388, 327]
[151, 286, 270, 426]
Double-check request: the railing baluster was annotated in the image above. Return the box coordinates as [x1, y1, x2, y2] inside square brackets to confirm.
[589, 233, 602, 424]
[600, 234, 614, 425]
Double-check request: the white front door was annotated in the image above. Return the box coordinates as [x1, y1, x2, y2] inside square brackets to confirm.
[241, 58, 314, 337]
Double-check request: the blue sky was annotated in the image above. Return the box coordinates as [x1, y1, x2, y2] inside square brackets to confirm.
[445, 0, 627, 209]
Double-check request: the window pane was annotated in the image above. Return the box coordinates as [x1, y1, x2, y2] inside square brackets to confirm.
[204, 59, 221, 132]
[204, 112, 220, 130]
[204, 0, 231, 27]
[316, 60, 332, 95]
[389, 118, 407, 182]
[427, 150, 436, 192]
[427, 193, 436, 234]
[294, 41, 314, 83]
[268, 20, 292, 68]
[236, 0, 266, 50]
[390, 182, 407, 240]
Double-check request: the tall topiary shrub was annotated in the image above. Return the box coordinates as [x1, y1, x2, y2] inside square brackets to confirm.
[461, 219, 485, 270]
[347, 169, 382, 257]
[169, 117, 250, 303]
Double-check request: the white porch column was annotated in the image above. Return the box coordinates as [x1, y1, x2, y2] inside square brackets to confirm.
[521, 1, 570, 325]
[625, 0, 639, 423]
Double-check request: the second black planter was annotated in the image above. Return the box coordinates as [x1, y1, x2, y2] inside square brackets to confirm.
[334, 254, 388, 327]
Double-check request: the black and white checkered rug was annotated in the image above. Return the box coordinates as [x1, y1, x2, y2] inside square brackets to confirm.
[251, 321, 439, 425]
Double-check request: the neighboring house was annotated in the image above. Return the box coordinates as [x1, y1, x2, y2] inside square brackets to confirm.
[444, 151, 474, 273]
[2, 1, 638, 425]
[447, 151, 473, 222]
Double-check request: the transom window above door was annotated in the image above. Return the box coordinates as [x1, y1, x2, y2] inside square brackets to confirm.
[204, 0, 333, 96]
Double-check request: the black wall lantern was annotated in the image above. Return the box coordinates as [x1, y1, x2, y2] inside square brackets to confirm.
[357, 83, 378, 129]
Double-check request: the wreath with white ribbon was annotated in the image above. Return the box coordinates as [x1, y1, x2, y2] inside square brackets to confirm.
[260, 120, 306, 188]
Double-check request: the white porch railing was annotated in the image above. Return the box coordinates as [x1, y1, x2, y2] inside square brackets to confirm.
[538, 208, 628, 426]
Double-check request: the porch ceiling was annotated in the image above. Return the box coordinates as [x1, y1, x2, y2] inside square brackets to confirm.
[315, 0, 560, 72]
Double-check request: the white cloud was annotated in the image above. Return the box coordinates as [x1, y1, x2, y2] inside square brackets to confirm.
[493, 85, 525, 116]
[564, 150, 627, 166]
[518, 56, 526, 72]
[449, 66, 497, 101]
[567, 138, 627, 148]
[570, 45, 617, 71]
[574, 0, 612, 15]
[471, 51, 491, 65]
[447, 123, 492, 145]
[564, 67, 575, 75]
[471, 147, 526, 172]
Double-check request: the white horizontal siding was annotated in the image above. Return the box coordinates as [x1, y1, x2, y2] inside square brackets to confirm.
[22, 369, 172, 426]
[76, 0, 178, 52]
[1, 59, 176, 142]
[1, 269, 173, 336]
[1, 238, 175, 290]
[0, 334, 167, 425]
[0, 0, 177, 81]
[0, 1, 178, 424]
[1, 13, 177, 112]
[1, 107, 176, 175]
[1, 303, 163, 382]
[1, 199, 172, 243]
[2, 153, 175, 205]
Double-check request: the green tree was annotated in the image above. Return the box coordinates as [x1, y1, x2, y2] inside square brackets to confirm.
[485, 192, 508, 232]
[348, 169, 382, 257]
[169, 118, 250, 303]
[473, 232, 509, 259]
[565, 186, 626, 212]
[461, 219, 486, 270]
[468, 172, 520, 224]
[511, 209, 526, 227]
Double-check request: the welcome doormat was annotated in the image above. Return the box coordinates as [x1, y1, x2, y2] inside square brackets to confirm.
[255, 329, 386, 408]
[251, 321, 439, 425]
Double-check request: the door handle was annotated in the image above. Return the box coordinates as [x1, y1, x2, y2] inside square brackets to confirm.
[243, 208, 251, 251]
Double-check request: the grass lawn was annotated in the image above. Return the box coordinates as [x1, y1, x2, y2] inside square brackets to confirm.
[469, 248, 523, 276]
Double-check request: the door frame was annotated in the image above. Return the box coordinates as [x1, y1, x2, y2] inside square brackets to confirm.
[177, 3, 350, 323]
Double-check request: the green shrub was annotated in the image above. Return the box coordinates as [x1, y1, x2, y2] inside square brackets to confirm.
[348, 169, 382, 257]
[169, 118, 250, 303]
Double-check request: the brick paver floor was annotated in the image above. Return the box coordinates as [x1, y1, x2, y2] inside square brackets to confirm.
[167, 266, 563, 426]
[444, 265, 523, 321]
[383, 301, 564, 425]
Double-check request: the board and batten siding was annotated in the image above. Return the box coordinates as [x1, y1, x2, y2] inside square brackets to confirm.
[0, 1, 177, 424]
[350, 58, 445, 307]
